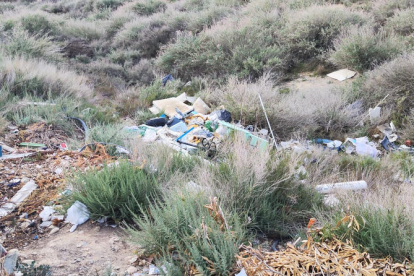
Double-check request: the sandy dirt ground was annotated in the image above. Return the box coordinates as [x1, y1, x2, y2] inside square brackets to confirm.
[18, 221, 140, 276]
[284, 72, 355, 94]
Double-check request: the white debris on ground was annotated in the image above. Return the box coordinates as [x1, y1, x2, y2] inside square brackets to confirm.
[327, 69, 356, 81]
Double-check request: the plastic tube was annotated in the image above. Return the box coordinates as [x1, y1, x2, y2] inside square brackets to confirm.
[315, 181, 367, 194]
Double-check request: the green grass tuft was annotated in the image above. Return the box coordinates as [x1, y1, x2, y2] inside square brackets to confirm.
[72, 161, 160, 222]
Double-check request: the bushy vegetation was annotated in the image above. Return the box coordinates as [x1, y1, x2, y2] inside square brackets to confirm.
[331, 26, 405, 72]
[205, 137, 324, 237]
[127, 191, 246, 275]
[330, 205, 414, 262]
[4, 0, 414, 271]
[72, 161, 160, 222]
[348, 53, 414, 123]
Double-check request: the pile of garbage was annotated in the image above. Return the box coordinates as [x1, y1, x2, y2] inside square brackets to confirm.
[125, 93, 271, 156]
[0, 121, 120, 249]
[237, 236, 412, 276]
[280, 121, 413, 158]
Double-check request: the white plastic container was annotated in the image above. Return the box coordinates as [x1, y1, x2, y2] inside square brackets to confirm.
[315, 181, 367, 194]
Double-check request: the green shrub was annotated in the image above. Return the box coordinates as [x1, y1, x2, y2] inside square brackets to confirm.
[106, 16, 130, 38]
[331, 206, 414, 261]
[158, 4, 367, 79]
[114, 14, 183, 58]
[138, 79, 179, 107]
[213, 156, 323, 238]
[330, 26, 404, 72]
[132, 0, 166, 16]
[0, 3, 14, 13]
[72, 161, 160, 222]
[0, 57, 92, 99]
[126, 191, 246, 275]
[338, 155, 381, 176]
[108, 49, 141, 66]
[20, 14, 57, 36]
[372, 0, 414, 24]
[278, 5, 367, 71]
[2, 20, 15, 31]
[349, 53, 414, 121]
[385, 8, 414, 36]
[2, 29, 60, 60]
[95, 0, 124, 10]
[60, 19, 104, 41]
[88, 123, 128, 146]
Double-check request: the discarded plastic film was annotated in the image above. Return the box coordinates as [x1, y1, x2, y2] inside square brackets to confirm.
[65, 201, 90, 232]
[0, 180, 38, 217]
[327, 69, 356, 81]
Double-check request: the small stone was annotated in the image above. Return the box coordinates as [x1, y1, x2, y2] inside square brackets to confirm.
[19, 213, 28, 219]
[128, 256, 138, 264]
[50, 227, 59, 235]
[21, 260, 34, 265]
[126, 266, 138, 274]
[110, 237, 120, 243]
[20, 221, 30, 230]
[149, 264, 160, 275]
[40, 221, 52, 228]
[76, 243, 83, 248]
[54, 168, 63, 175]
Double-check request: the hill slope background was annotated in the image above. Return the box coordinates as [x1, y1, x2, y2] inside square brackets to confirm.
[2, 0, 414, 275]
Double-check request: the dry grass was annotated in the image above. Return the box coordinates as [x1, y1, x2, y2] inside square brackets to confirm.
[357, 53, 414, 123]
[204, 75, 361, 139]
[330, 25, 405, 72]
[385, 7, 414, 35]
[0, 57, 93, 99]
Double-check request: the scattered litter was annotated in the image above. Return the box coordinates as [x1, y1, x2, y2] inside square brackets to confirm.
[0, 152, 34, 161]
[259, 129, 268, 136]
[18, 142, 47, 148]
[342, 137, 378, 157]
[176, 92, 196, 104]
[67, 117, 89, 142]
[235, 268, 247, 276]
[54, 168, 63, 175]
[65, 201, 90, 232]
[0, 180, 38, 217]
[142, 129, 158, 142]
[7, 179, 21, 188]
[0, 244, 7, 257]
[149, 264, 162, 275]
[145, 118, 167, 127]
[40, 221, 52, 228]
[170, 121, 188, 133]
[0, 142, 16, 153]
[162, 74, 174, 86]
[368, 106, 381, 124]
[39, 206, 55, 222]
[4, 249, 18, 274]
[192, 98, 211, 114]
[327, 69, 356, 81]
[218, 121, 268, 150]
[151, 98, 193, 117]
[315, 180, 367, 194]
[209, 109, 232, 123]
